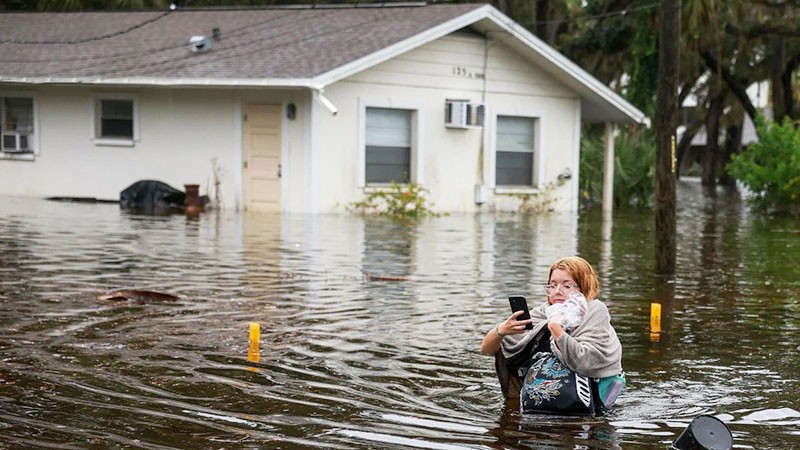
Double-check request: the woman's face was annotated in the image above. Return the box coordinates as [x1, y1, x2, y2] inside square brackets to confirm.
[546, 268, 580, 304]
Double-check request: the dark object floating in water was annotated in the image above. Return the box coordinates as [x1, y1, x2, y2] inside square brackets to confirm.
[120, 180, 186, 213]
[46, 197, 118, 204]
[119, 180, 209, 215]
[359, 269, 411, 282]
[672, 414, 733, 450]
[96, 289, 180, 302]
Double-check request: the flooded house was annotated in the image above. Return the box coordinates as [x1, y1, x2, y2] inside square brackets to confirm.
[0, 3, 645, 213]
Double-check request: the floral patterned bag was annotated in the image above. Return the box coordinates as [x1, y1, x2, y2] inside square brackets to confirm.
[520, 351, 597, 416]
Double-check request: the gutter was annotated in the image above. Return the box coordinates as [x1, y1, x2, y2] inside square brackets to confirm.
[0, 76, 315, 89]
[313, 88, 338, 115]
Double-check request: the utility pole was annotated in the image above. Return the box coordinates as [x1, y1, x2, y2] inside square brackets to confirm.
[655, 0, 680, 275]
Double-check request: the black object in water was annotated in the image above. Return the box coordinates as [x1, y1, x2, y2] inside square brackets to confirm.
[672, 415, 733, 450]
[120, 180, 185, 212]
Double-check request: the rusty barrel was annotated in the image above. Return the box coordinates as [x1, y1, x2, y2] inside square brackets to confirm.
[184, 183, 202, 215]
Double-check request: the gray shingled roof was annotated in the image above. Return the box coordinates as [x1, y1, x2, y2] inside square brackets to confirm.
[0, 3, 484, 82]
[0, 3, 647, 124]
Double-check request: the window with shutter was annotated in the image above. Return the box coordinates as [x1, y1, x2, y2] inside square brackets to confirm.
[365, 107, 412, 184]
[496, 116, 535, 186]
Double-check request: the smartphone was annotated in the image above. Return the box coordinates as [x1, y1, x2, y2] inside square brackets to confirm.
[509, 295, 533, 330]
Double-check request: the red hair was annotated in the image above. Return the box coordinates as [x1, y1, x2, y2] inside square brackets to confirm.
[548, 256, 600, 300]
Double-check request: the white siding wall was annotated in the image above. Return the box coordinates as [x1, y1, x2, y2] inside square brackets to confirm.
[315, 31, 581, 213]
[0, 86, 239, 206]
[0, 86, 310, 211]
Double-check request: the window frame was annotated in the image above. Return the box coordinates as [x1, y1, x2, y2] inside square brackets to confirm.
[364, 107, 413, 185]
[491, 113, 542, 190]
[0, 92, 39, 160]
[91, 94, 139, 147]
[357, 97, 424, 189]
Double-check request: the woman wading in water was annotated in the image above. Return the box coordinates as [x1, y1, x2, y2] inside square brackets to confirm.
[481, 256, 624, 414]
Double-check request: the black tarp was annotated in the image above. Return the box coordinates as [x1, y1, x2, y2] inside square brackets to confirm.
[119, 180, 185, 212]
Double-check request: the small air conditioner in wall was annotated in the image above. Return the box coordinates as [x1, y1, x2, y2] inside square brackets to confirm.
[470, 103, 485, 127]
[445, 100, 485, 129]
[1, 132, 30, 152]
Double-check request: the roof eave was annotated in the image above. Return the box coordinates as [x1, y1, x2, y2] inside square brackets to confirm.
[0, 76, 315, 89]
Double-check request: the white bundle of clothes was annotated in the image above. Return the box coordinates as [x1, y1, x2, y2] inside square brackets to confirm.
[545, 291, 588, 332]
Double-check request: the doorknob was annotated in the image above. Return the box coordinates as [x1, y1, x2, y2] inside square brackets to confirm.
[277, 164, 282, 178]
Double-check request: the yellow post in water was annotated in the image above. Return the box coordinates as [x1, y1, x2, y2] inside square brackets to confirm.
[249, 322, 261, 345]
[650, 303, 662, 333]
[248, 322, 260, 363]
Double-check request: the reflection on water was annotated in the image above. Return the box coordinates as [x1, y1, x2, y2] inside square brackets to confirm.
[0, 179, 798, 449]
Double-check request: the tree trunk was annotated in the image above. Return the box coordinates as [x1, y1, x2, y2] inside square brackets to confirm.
[700, 50, 757, 123]
[655, 0, 680, 276]
[495, 0, 510, 15]
[702, 92, 723, 188]
[719, 123, 741, 187]
[677, 118, 702, 178]
[781, 53, 800, 121]
[770, 35, 787, 122]
[535, 0, 557, 45]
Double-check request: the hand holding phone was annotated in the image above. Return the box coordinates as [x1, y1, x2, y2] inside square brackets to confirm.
[509, 295, 534, 330]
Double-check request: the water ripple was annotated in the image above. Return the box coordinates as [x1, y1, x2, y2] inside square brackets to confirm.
[1, 190, 799, 448]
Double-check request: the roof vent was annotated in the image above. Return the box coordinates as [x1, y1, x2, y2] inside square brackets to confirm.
[189, 36, 212, 53]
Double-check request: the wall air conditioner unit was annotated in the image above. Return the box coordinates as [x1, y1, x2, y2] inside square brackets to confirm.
[445, 100, 485, 129]
[1, 132, 30, 153]
[470, 103, 485, 127]
[445, 100, 469, 129]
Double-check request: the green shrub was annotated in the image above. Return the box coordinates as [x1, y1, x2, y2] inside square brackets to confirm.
[727, 116, 800, 216]
[579, 126, 655, 210]
[348, 181, 443, 221]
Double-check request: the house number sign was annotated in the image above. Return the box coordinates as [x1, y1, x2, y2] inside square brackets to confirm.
[451, 66, 485, 79]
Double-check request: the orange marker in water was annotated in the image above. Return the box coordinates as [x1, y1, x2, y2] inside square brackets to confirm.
[650, 303, 662, 333]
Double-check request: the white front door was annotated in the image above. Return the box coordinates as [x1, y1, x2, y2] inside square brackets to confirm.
[243, 104, 282, 212]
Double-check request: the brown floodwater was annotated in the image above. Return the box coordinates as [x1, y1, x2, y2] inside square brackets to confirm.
[1, 180, 798, 449]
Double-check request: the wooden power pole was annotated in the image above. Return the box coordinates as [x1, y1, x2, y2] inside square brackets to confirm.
[655, 0, 680, 275]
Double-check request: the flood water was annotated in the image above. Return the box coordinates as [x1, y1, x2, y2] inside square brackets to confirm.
[1, 180, 799, 449]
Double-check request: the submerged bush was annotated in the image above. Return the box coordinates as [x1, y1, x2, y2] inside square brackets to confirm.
[727, 116, 800, 216]
[348, 181, 443, 221]
[579, 125, 655, 210]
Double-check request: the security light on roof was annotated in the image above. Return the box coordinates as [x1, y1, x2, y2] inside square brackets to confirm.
[189, 36, 212, 53]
